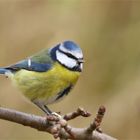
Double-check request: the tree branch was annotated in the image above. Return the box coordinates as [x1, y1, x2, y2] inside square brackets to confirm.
[0, 106, 117, 140]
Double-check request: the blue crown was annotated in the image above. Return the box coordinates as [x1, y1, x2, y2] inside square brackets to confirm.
[63, 41, 81, 52]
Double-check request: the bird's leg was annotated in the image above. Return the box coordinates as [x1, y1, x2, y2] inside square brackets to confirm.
[33, 100, 52, 115]
[44, 105, 52, 115]
[43, 105, 62, 119]
[33, 100, 62, 119]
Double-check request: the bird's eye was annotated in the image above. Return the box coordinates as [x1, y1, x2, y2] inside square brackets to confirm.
[58, 48, 79, 61]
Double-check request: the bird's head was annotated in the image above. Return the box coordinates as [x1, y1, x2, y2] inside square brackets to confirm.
[50, 41, 84, 72]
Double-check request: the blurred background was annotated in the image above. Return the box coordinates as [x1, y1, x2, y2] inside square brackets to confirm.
[0, 0, 139, 139]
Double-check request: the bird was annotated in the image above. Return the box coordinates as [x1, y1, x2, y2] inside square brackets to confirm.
[0, 41, 84, 115]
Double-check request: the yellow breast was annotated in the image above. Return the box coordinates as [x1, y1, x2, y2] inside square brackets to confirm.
[11, 62, 80, 104]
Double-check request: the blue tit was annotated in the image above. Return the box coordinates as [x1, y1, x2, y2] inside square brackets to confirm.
[0, 41, 84, 115]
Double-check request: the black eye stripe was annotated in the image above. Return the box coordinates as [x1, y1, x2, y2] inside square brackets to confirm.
[58, 49, 78, 61]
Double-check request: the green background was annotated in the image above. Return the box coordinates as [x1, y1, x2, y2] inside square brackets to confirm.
[0, 0, 140, 140]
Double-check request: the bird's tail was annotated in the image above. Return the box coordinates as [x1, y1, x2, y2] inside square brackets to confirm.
[0, 68, 10, 75]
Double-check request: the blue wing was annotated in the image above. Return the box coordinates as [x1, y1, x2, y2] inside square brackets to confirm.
[3, 44, 55, 73]
[6, 59, 52, 72]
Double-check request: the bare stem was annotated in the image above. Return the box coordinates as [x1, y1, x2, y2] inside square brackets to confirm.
[0, 106, 117, 140]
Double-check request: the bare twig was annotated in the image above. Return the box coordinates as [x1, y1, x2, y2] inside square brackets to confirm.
[86, 106, 106, 133]
[63, 107, 91, 121]
[0, 106, 117, 140]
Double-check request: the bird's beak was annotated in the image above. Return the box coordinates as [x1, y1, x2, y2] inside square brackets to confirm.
[78, 59, 85, 63]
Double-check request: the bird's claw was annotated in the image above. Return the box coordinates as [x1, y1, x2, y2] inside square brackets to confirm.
[46, 112, 62, 122]
[51, 112, 62, 119]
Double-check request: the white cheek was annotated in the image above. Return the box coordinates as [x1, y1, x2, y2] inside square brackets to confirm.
[56, 50, 77, 68]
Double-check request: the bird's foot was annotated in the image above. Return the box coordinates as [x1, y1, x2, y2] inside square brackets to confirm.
[46, 112, 67, 127]
[51, 112, 62, 119]
[45, 112, 67, 139]
[46, 112, 62, 122]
